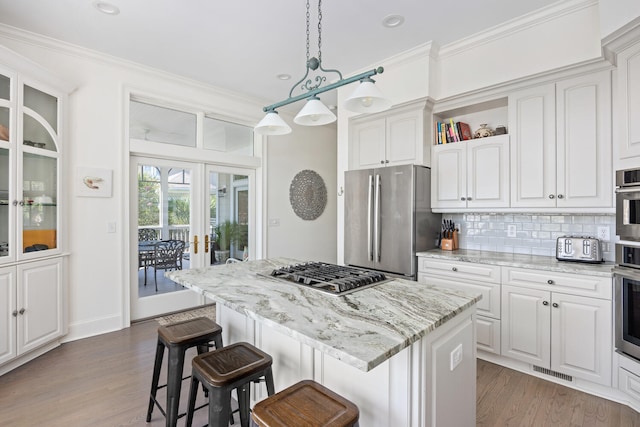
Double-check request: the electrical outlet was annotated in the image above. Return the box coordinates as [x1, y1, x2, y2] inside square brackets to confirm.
[450, 344, 463, 371]
[597, 226, 610, 242]
[507, 224, 517, 238]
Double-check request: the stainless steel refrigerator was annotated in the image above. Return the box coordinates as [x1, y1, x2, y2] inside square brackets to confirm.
[344, 164, 441, 279]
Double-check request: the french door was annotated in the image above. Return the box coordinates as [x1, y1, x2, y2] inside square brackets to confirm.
[129, 156, 254, 320]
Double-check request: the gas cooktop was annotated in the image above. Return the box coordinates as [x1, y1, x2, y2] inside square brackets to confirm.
[263, 262, 390, 296]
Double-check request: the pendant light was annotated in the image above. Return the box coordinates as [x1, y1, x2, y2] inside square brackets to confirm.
[294, 96, 336, 126]
[254, 110, 292, 135]
[344, 77, 392, 113]
[255, 0, 391, 136]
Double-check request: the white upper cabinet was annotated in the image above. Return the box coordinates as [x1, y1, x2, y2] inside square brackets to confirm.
[431, 135, 510, 210]
[508, 84, 556, 208]
[611, 37, 640, 160]
[509, 70, 612, 209]
[349, 99, 431, 170]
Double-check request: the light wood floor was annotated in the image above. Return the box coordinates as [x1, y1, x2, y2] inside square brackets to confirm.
[1, 319, 640, 426]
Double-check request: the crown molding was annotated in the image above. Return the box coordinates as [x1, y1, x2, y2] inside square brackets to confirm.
[346, 41, 437, 79]
[438, 0, 597, 59]
[602, 16, 640, 65]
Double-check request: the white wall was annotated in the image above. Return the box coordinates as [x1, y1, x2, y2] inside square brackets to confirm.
[0, 27, 338, 341]
[436, 1, 602, 99]
[265, 123, 337, 263]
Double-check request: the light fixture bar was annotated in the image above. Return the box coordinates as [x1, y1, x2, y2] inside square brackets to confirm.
[263, 66, 384, 113]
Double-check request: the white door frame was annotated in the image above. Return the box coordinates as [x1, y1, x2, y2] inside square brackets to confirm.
[128, 157, 257, 321]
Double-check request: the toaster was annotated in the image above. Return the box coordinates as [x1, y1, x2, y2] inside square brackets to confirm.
[556, 236, 603, 263]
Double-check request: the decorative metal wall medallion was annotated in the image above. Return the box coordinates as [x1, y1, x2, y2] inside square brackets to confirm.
[289, 169, 327, 220]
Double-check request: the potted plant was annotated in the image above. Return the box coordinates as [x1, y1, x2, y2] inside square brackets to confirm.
[214, 220, 241, 263]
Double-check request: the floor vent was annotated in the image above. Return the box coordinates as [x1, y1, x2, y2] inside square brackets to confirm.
[533, 365, 573, 382]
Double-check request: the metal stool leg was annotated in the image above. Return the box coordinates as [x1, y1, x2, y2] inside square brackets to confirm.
[237, 383, 251, 427]
[209, 387, 232, 427]
[166, 346, 186, 427]
[185, 375, 199, 427]
[146, 340, 165, 422]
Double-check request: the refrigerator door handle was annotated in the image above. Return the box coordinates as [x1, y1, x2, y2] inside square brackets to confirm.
[367, 174, 374, 261]
[375, 174, 381, 262]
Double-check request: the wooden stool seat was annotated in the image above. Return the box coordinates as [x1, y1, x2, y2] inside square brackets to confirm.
[251, 380, 359, 427]
[158, 316, 223, 346]
[186, 342, 275, 427]
[146, 316, 223, 427]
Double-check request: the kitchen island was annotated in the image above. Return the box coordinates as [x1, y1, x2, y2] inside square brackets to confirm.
[167, 258, 481, 427]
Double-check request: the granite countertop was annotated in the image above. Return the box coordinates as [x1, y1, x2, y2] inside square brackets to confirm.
[416, 249, 614, 277]
[166, 258, 481, 372]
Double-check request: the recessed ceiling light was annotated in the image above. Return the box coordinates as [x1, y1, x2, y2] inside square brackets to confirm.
[93, 1, 120, 15]
[382, 14, 405, 28]
[276, 73, 291, 81]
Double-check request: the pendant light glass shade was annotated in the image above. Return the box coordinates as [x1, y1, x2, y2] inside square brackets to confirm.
[254, 110, 292, 135]
[344, 78, 392, 113]
[293, 96, 337, 126]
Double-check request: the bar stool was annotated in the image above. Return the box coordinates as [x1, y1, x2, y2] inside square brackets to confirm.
[186, 341, 275, 427]
[251, 380, 359, 427]
[146, 316, 223, 427]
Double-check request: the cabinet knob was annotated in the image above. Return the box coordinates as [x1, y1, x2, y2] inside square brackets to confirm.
[461, 197, 466, 201]
[557, 194, 564, 199]
[380, 160, 384, 164]
[542, 301, 549, 306]
[385, 160, 389, 164]
[552, 303, 559, 308]
[18, 200, 25, 206]
[547, 279, 554, 285]
[548, 194, 555, 199]
[12, 310, 18, 317]
[12, 200, 18, 206]
[19, 308, 25, 315]
[467, 197, 472, 201]
[452, 267, 457, 272]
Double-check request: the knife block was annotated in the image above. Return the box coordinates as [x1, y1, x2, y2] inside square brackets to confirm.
[441, 231, 459, 251]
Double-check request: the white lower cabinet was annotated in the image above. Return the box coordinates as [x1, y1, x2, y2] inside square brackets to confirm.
[501, 268, 612, 386]
[0, 258, 64, 367]
[418, 257, 613, 388]
[418, 258, 501, 354]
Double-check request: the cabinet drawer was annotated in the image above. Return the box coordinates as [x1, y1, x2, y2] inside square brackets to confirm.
[502, 267, 611, 300]
[620, 368, 640, 403]
[417, 273, 500, 319]
[476, 316, 500, 355]
[418, 258, 501, 283]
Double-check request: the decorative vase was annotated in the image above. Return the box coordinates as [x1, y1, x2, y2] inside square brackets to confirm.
[474, 124, 494, 138]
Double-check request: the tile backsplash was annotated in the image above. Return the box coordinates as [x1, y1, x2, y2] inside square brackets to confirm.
[444, 213, 615, 262]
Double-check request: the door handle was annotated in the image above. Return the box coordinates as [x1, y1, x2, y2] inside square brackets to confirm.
[367, 175, 373, 262]
[193, 235, 199, 254]
[375, 174, 381, 262]
[205, 235, 209, 253]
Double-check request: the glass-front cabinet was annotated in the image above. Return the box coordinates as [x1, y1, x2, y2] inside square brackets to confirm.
[0, 66, 63, 264]
[0, 54, 68, 374]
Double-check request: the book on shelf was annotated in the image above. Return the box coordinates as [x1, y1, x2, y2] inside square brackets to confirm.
[435, 119, 473, 144]
[450, 119, 461, 142]
[458, 122, 472, 140]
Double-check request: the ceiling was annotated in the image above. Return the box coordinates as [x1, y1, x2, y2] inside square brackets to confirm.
[0, 0, 560, 111]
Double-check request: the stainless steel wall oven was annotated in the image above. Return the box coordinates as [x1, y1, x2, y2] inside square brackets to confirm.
[616, 169, 640, 241]
[615, 244, 640, 360]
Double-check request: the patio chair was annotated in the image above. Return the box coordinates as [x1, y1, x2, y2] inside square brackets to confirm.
[151, 240, 186, 292]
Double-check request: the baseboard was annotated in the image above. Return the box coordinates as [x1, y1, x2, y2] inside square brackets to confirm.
[63, 313, 125, 342]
